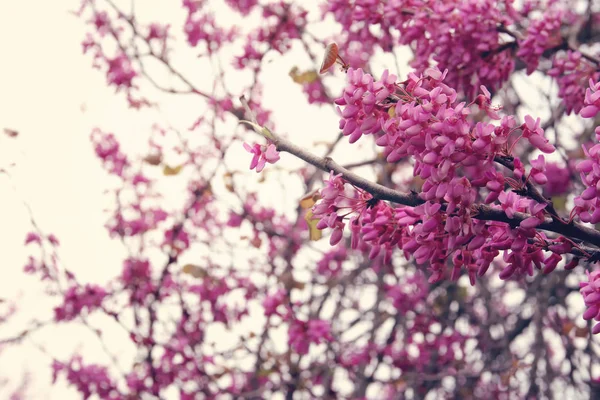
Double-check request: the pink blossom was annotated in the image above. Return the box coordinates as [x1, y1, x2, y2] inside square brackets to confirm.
[581, 79, 600, 118]
[24, 232, 41, 245]
[54, 284, 107, 322]
[548, 51, 598, 115]
[243, 142, 280, 172]
[106, 53, 137, 89]
[262, 288, 287, 317]
[580, 270, 600, 334]
[517, 10, 564, 75]
[288, 319, 333, 355]
[521, 115, 555, 153]
[543, 162, 571, 196]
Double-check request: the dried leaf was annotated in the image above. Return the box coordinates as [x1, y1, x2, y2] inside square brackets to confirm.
[250, 236, 262, 248]
[163, 164, 184, 176]
[304, 209, 322, 241]
[223, 172, 235, 192]
[575, 326, 589, 337]
[144, 154, 162, 166]
[320, 43, 339, 74]
[3, 128, 18, 138]
[289, 67, 319, 84]
[562, 321, 575, 335]
[292, 281, 305, 290]
[299, 189, 321, 209]
[182, 264, 207, 278]
[552, 195, 567, 212]
[257, 368, 276, 377]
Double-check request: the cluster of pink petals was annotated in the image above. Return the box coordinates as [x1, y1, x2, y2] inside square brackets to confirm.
[311, 67, 571, 284]
[580, 270, 600, 334]
[234, 3, 306, 68]
[89, 11, 110, 37]
[316, 246, 348, 277]
[184, 12, 235, 51]
[548, 51, 599, 115]
[54, 284, 108, 322]
[106, 207, 168, 238]
[312, 172, 351, 246]
[106, 53, 137, 89]
[521, 115, 556, 153]
[53, 356, 119, 399]
[121, 258, 155, 305]
[543, 162, 571, 197]
[243, 142, 280, 172]
[224, 0, 258, 15]
[262, 288, 287, 317]
[574, 90, 600, 223]
[385, 273, 428, 314]
[325, 0, 515, 96]
[335, 68, 396, 143]
[517, 10, 564, 75]
[303, 80, 329, 105]
[288, 318, 333, 355]
[91, 129, 130, 177]
[581, 79, 600, 118]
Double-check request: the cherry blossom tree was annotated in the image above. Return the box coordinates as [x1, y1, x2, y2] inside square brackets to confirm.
[3, 0, 600, 398]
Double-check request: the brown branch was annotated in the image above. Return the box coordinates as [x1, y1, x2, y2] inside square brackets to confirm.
[240, 96, 600, 251]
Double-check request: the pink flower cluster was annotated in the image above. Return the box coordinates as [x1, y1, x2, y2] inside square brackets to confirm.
[52, 357, 119, 399]
[325, 0, 516, 96]
[243, 142, 280, 172]
[548, 51, 599, 115]
[581, 79, 600, 118]
[91, 129, 129, 177]
[288, 318, 332, 355]
[54, 284, 107, 322]
[574, 80, 600, 223]
[184, 11, 235, 52]
[517, 10, 564, 75]
[106, 53, 137, 89]
[313, 67, 571, 284]
[385, 273, 428, 314]
[234, 2, 307, 69]
[580, 270, 600, 334]
[224, 0, 258, 15]
[262, 288, 287, 317]
[316, 246, 348, 278]
[121, 258, 155, 305]
[543, 162, 571, 197]
[303, 81, 329, 105]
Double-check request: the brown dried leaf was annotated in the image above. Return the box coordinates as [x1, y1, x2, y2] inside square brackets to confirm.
[299, 189, 321, 209]
[304, 210, 322, 241]
[562, 321, 575, 335]
[163, 164, 184, 176]
[3, 128, 18, 138]
[143, 153, 162, 166]
[290, 67, 319, 84]
[575, 326, 590, 338]
[182, 264, 207, 278]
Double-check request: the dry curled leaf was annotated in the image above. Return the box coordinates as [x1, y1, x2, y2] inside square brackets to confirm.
[3, 128, 18, 138]
[289, 67, 319, 84]
[304, 209, 322, 241]
[182, 264, 207, 278]
[320, 43, 339, 74]
[163, 164, 184, 176]
[143, 153, 162, 166]
[299, 189, 321, 209]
